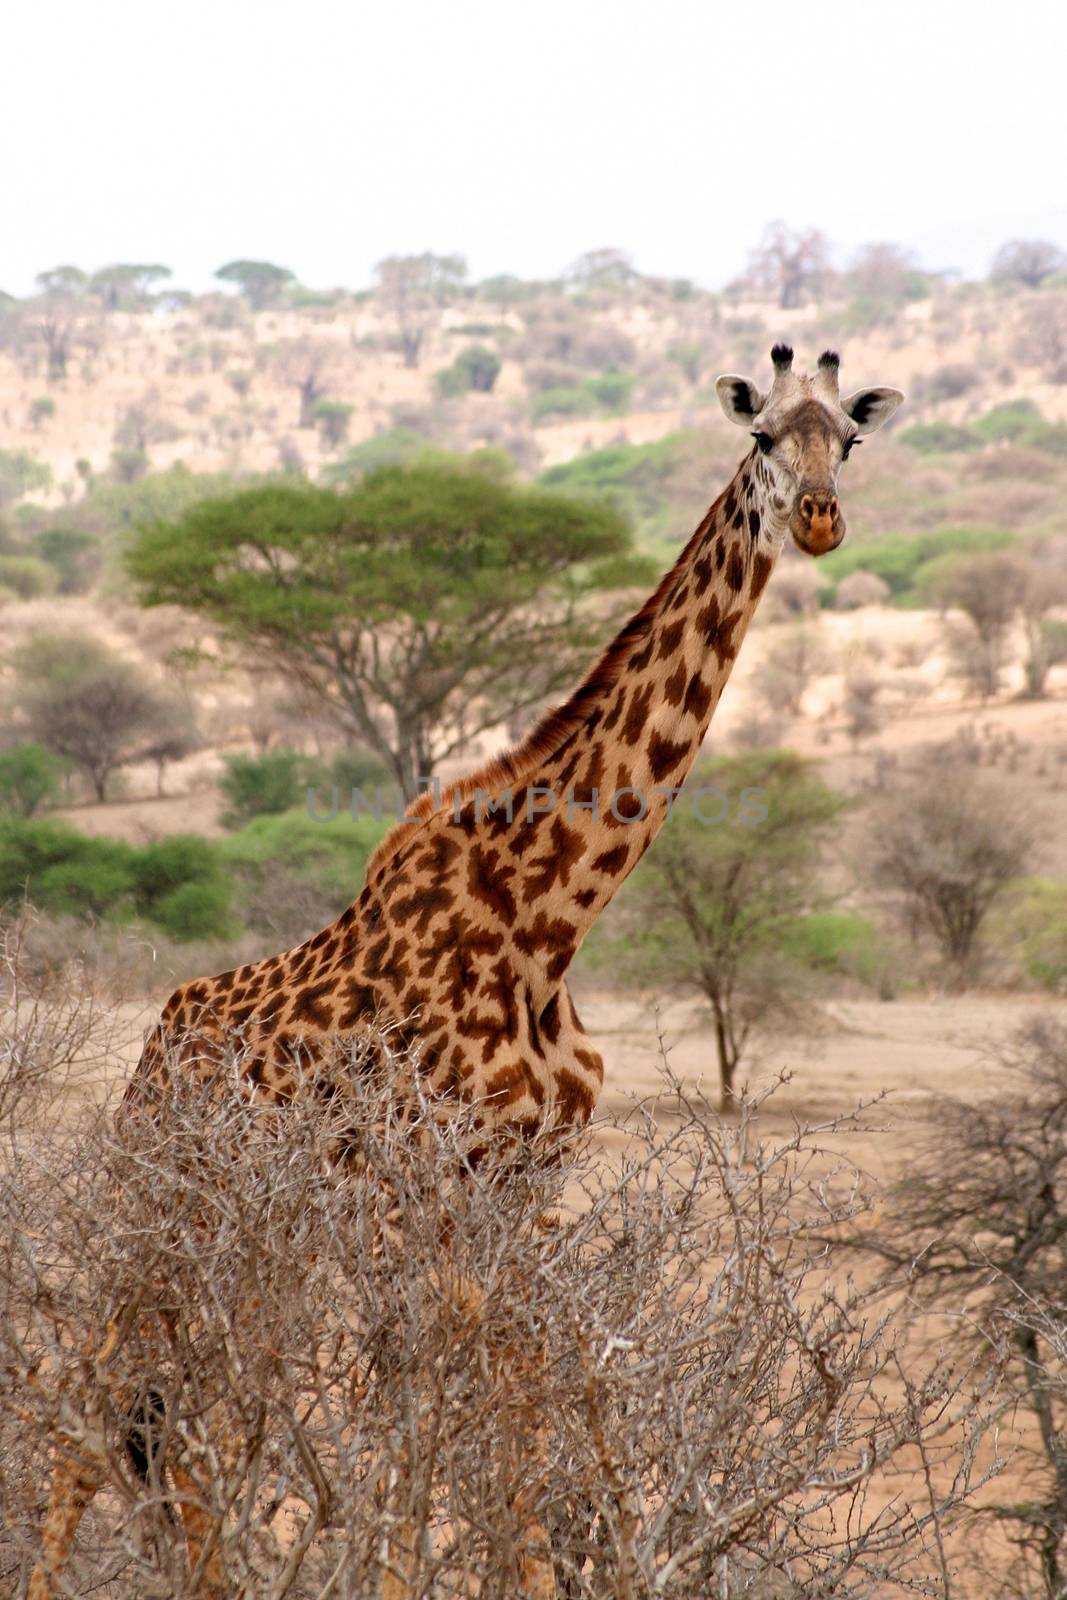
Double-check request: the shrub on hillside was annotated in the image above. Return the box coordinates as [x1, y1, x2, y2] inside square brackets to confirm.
[0, 555, 57, 599]
[218, 810, 389, 907]
[996, 878, 1067, 992]
[219, 750, 317, 829]
[0, 744, 64, 818]
[435, 345, 502, 397]
[898, 421, 979, 454]
[31, 528, 102, 594]
[151, 879, 236, 942]
[969, 398, 1043, 442]
[818, 526, 1015, 606]
[835, 569, 892, 609]
[921, 360, 983, 401]
[530, 372, 634, 422]
[321, 428, 428, 482]
[0, 819, 232, 940]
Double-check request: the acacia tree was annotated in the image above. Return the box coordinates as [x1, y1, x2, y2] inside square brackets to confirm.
[214, 259, 294, 309]
[89, 263, 171, 312]
[609, 751, 844, 1108]
[127, 455, 650, 802]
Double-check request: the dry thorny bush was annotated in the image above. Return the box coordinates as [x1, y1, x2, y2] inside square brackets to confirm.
[0, 917, 995, 1598]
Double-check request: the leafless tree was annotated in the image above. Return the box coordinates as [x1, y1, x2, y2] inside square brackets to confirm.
[843, 672, 885, 747]
[845, 1017, 1067, 1598]
[375, 253, 466, 368]
[1019, 557, 1067, 696]
[929, 551, 1030, 700]
[14, 633, 172, 802]
[564, 248, 639, 292]
[763, 559, 822, 621]
[836, 570, 892, 610]
[745, 221, 832, 309]
[138, 698, 201, 798]
[847, 241, 922, 300]
[268, 338, 347, 429]
[991, 238, 1067, 288]
[753, 623, 827, 718]
[1015, 294, 1067, 382]
[863, 746, 1037, 981]
[0, 921, 993, 1597]
[114, 389, 180, 453]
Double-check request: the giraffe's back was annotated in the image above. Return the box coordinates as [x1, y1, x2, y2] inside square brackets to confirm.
[126, 877, 603, 1131]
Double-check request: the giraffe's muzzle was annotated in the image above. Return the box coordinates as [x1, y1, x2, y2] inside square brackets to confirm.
[792, 491, 844, 557]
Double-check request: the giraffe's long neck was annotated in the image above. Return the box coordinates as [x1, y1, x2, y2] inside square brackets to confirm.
[462, 449, 786, 998]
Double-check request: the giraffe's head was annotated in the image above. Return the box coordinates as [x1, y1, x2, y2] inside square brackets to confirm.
[715, 345, 903, 556]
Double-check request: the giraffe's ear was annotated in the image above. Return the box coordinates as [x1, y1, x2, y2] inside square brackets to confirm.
[715, 375, 766, 427]
[840, 386, 904, 435]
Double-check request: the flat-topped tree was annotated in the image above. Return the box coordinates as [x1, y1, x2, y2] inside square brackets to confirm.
[32, 348, 903, 1600]
[214, 258, 295, 309]
[127, 454, 650, 803]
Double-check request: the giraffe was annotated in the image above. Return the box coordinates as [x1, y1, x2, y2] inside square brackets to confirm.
[29, 346, 902, 1598]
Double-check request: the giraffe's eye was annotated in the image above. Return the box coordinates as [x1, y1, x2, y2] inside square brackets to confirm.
[842, 437, 861, 461]
[751, 431, 774, 455]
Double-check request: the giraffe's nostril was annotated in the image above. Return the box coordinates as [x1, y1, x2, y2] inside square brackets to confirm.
[800, 495, 815, 520]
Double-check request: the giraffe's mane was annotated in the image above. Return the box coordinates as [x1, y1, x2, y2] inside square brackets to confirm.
[364, 487, 728, 885]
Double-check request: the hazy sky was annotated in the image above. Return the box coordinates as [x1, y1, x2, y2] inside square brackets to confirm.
[5, 0, 1066, 295]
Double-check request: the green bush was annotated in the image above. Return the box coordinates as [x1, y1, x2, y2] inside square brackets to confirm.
[218, 809, 389, 900]
[0, 554, 58, 598]
[898, 422, 979, 454]
[219, 751, 316, 829]
[323, 429, 429, 482]
[30, 528, 102, 593]
[530, 372, 634, 422]
[36, 858, 135, 920]
[152, 879, 236, 941]
[539, 431, 707, 545]
[584, 372, 634, 412]
[0, 819, 105, 906]
[997, 879, 1067, 991]
[329, 748, 394, 796]
[530, 385, 591, 421]
[1018, 420, 1067, 457]
[0, 820, 137, 920]
[0, 817, 228, 937]
[818, 527, 1015, 606]
[0, 804, 387, 941]
[969, 399, 1043, 443]
[131, 835, 220, 909]
[435, 345, 502, 397]
[0, 743, 64, 817]
[780, 911, 880, 984]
